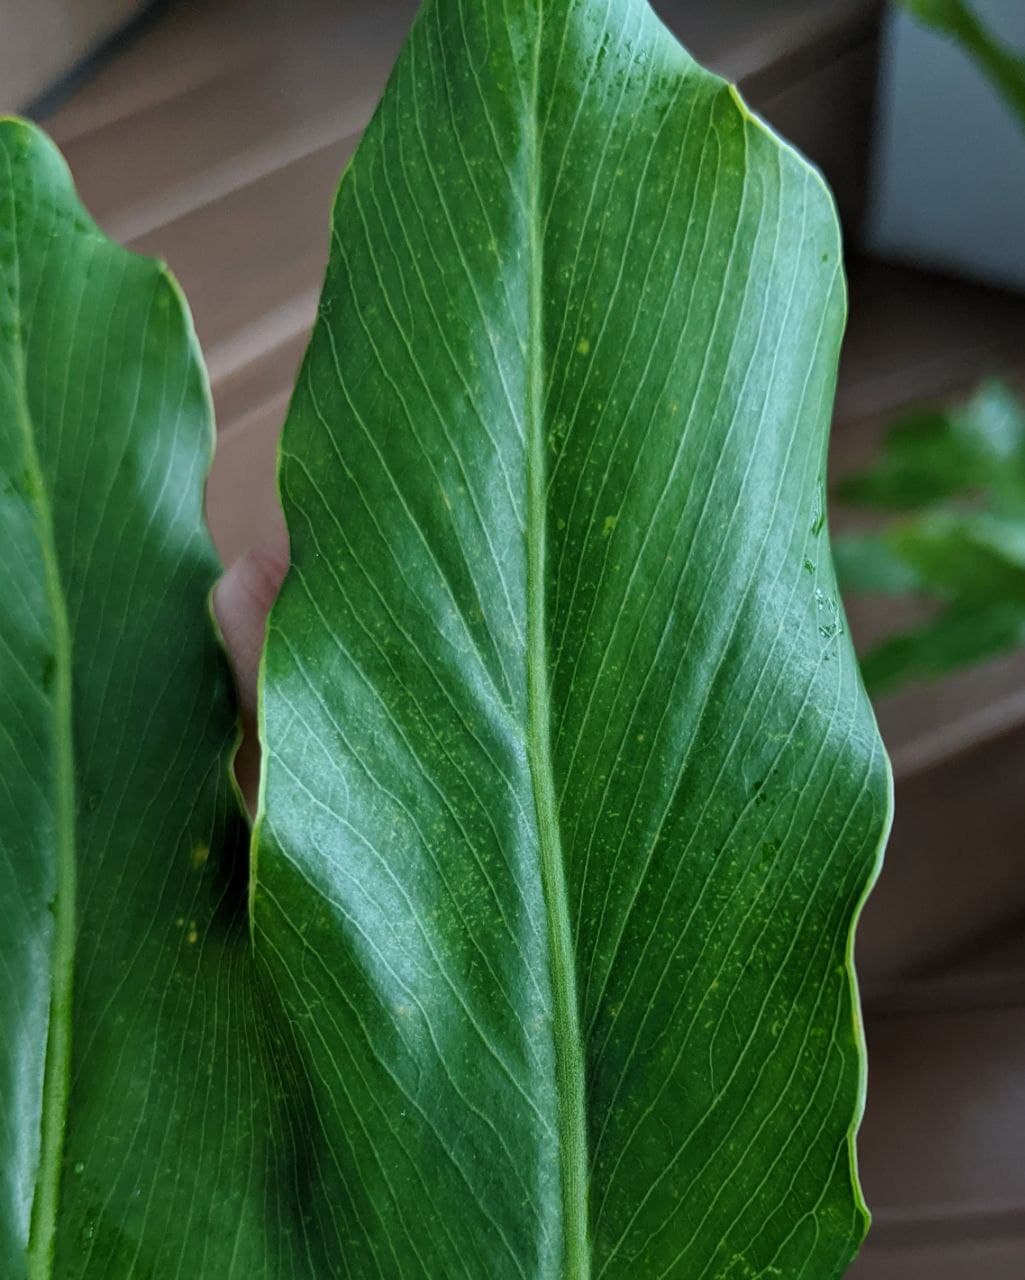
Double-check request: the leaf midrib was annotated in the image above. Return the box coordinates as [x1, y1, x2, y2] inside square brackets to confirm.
[23, 436, 74, 1280]
[3, 134, 77, 1280]
[521, 22, 591, 1278]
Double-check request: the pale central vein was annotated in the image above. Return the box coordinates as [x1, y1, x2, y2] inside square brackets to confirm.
[521, 15, 591, 1278]
[25, 433, 75, 1280]
[4, 188, 79, 1280]
[0, 137, 76, 1280]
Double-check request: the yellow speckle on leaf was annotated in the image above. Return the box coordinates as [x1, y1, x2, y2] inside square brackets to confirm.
[186, 923, 198, 945]
[577, 338, 590, 356]
[602, 514, 618, 537]
[190, 843, 209, 870]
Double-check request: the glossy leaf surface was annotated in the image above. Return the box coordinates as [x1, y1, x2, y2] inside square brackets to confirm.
[0, 121, 305, 1280]
[257, 0, 889, 1276]
[1, 0, 890, 1276]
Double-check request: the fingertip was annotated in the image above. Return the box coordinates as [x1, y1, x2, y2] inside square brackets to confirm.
[217, 541, 289, 622]
[215, 539, 290, 715]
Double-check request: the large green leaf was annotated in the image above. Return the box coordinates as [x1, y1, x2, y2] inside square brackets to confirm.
[0, 122, 314, 1280]
[1, 0, 890, 1276]
[256, 0, 890, 1275]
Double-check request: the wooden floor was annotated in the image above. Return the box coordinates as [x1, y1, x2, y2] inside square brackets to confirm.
[10, 1, 1025, 1274]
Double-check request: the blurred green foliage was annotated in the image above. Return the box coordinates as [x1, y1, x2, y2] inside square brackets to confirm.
[841, 3, 1025, 696]
[834, 382, 1025, 694]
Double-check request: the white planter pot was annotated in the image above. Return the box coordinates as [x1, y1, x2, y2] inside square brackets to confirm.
[867, 0, 1025, 292]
